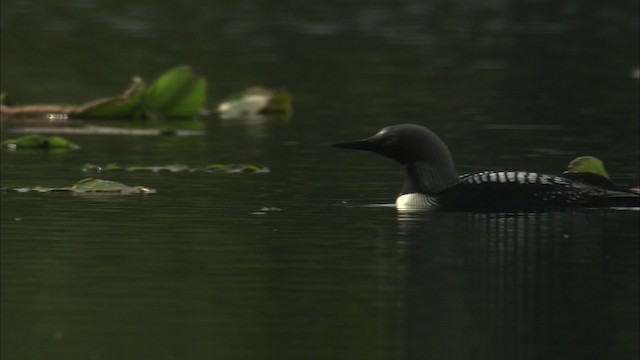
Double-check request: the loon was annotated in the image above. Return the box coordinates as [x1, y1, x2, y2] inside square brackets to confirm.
[333, 124, 640, 212]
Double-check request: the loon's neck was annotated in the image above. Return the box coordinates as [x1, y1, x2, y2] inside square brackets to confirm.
[402, 161, 460, 195]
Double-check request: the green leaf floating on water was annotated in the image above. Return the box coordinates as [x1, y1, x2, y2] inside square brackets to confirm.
[1, 178, 155, 194]
[143, 65, 208, 120]
[217, 86, 292, 118]
[1, 135, 79, 150]
[1, 65, 207, 120]
[82, 163, 270, 173]
[71, 178, 155, 193]
[566, 156, 610, 178]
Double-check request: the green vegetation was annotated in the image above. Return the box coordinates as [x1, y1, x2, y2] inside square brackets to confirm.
[1, 65, 207, 120]
[79, 77, 147, 118]
[82, 163, 270, 174]
[142, 66, 208, 120]
[1, 135, 79, 150]
[1, 178, 155, 194]
[566, 156, 610, 178]
[1, 66, 296, 122]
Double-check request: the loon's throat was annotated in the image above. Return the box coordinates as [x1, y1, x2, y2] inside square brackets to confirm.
[404, 161, 459, 194]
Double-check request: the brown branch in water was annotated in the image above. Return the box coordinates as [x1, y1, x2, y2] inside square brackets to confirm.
[0, 104, 82, 116]
[0, 77, 144, 118]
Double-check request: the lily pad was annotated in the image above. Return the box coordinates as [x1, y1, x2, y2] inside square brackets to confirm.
[566, 156, 609, 178]
[563, 156, 639, 194]
[1, 178, 155, 194]
[82, 163, 270, 174]
[206, 164, 269, 173]
[143, 65, 208, 120]
[7, 124, 205, 136]
[71, 178, 154, 194]
[82, 163, 126, 172]
[250, 207, 283, 215]
[217, 86, 292, 118]
[1, 135, 79, 150]
[127, 164, 191, 173]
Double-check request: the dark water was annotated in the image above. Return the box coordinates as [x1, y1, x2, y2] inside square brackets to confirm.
[1, 1, 639, 359]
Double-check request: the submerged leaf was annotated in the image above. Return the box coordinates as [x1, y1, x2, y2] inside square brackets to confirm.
[1, 135, 79, 150]
[143, 65, 208, 119]
[217, 86, 292, 118]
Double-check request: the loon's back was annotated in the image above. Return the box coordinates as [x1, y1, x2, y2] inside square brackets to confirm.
[433, 170, 639, 212]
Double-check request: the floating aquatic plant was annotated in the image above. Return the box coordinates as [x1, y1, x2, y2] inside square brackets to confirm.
[82, 163, 270, 174]
[217, 86, 292, 118]
[142, 66, 208, 120]
[70, 178, 154, 194]
[250, 207, 283, 215]
[1, 178, 155, 194]
[1, 134, 79, 150]
[0, 65, 207, 121]
[563, 156, 639, 194]
[6, 123, 205, 136]
[566, 156, 609, 178]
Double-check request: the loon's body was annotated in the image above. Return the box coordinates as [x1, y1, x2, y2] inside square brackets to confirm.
[396, 170, 636, 212]
[333, 124, 639, 212]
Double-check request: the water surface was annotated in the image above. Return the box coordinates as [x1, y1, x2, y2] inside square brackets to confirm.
[1, 1, 639, 359]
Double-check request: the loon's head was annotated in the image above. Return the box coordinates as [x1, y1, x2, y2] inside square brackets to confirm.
[333, 124, 459, 194]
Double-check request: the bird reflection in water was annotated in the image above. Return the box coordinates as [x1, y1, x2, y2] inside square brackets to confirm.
[393, 210, 636, 360]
